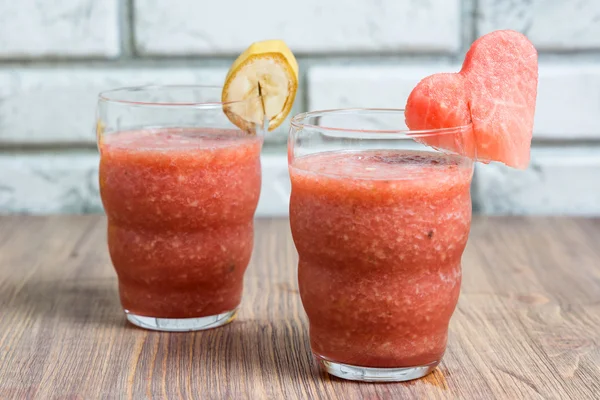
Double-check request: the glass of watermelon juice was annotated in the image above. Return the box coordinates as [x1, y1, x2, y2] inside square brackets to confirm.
[288, 108, 474, 382]
[97, 86, 265, 331]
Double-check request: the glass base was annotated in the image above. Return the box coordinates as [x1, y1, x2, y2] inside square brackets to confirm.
[124, 308, 238, 332]
[318, 357, 439, 382]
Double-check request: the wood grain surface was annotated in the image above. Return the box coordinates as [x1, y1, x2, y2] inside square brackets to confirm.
[0, 216, 599, 399]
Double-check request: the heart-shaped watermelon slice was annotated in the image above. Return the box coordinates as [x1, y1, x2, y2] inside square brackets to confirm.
[405, 30, 538, 169]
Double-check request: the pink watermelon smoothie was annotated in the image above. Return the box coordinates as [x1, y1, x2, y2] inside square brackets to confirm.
[290, 149, 473, 368]
[99, 128, 262, 319]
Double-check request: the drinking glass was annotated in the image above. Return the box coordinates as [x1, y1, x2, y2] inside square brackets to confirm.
[97, 85, 265, 331]
[288, 109, 474, 381]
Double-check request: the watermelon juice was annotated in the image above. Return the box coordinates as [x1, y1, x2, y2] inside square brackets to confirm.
[99, 128, 262, 329]
[288, 109, 474, 381]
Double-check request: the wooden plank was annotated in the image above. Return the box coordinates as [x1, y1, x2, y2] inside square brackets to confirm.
[0, 216, 598, 399]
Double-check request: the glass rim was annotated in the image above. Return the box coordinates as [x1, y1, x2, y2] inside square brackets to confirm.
[290, 108, 473, 138]
[98, 84, 262, 109]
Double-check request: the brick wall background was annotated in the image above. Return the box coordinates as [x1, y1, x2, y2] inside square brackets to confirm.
[1, 0, 599, 216]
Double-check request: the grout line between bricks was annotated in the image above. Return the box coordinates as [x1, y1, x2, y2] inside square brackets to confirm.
[127, 0, 137, 58]
[119, 0, 132, 59]
[466, 0, 478, 53]
[2, 140, 599, 156]
[1, 54, 600, 70]
[117, 0, 134, 59]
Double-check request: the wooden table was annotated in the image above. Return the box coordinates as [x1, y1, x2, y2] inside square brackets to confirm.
[0, 216, 599, 399]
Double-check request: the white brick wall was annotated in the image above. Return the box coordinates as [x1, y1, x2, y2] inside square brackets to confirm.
[0, 152, 289, 216]
[309, 64, 455, 111]
[0, 68, 226, 144]
[308, 64, 600, 140]
[534, 65, 600, 139]
[477, 0, 600, 51]
[0, 0, 599, 216]
[0, 152, 101, 214]
[134, 0, 460, 55]
[0, 67, 296, 144]
[0, 0, 120, 59]
[257, 154, 291, 217]
[474, 147, 600, 215]
[4, 64, 597, 146]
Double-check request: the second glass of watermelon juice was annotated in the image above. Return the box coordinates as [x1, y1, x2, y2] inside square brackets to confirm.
[288, 109, 474, 381]
[97, 86, 265, 331]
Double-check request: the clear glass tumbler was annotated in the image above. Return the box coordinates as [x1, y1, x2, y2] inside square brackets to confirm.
[288, 109, 474, 381]
[97, 85, 266, 331]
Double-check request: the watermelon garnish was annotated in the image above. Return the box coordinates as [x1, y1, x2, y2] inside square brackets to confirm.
[405, 30, 538, 170]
